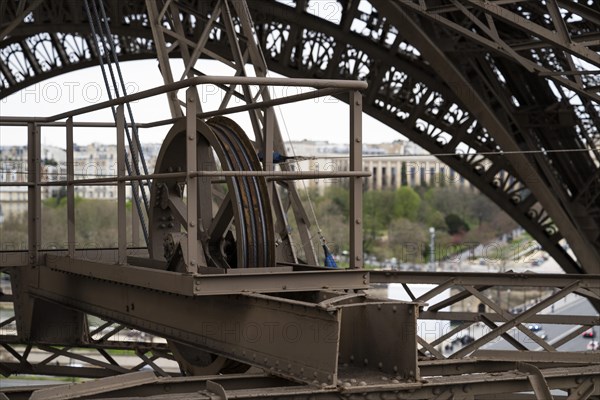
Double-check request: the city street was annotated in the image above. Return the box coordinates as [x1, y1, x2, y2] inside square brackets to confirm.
[483, 296, 597, 352]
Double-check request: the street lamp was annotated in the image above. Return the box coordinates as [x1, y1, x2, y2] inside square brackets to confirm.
[429, 227, 435, 271]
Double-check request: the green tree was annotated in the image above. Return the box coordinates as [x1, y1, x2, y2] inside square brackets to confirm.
[445, 213, 470, 235]
[325, 186, 349, 220]
[363, 190, 396, 253]
[388, 218, 427, 263]
[400, 162, 408, 186]
[393, 187, 421, 220]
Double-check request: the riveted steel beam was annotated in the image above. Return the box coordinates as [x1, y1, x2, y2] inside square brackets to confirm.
[11, 364, 600, 400]
[22, 259, 416, 386]
[44, 255, 370, 295]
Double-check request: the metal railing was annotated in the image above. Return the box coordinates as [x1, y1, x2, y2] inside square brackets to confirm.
[0, 76, 369, 268]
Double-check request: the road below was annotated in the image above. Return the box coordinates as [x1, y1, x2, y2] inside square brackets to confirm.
[483, 296, 598, 352]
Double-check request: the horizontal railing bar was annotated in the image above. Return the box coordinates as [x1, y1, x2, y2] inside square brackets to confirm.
[195, 87, 341, 119]
[0, 87, 343, 128]
[3, 170, 370, 187]
[0, 76, 368, 123]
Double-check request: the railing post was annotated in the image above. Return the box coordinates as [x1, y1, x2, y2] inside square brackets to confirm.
[27, 122, 41, 266]
[186, 87, 199, 273]
[349, 90, 363, 269]
[130, 136, 141, 248]
[263, 107, 274, 199]
[116, 106, 127, 265]
[66, 117, 75, 258]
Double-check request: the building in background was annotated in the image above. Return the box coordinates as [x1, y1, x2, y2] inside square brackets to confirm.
[284, 139, 473, 194]
[1, 139, 474, 220]
[0, 143, 162, 219]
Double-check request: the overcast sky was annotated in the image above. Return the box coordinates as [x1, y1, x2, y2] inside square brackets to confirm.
[0, 59, 404, 149]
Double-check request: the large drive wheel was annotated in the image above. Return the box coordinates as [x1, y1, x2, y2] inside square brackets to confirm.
[149, 116, 274, 270]
[149, 116, 274, 374]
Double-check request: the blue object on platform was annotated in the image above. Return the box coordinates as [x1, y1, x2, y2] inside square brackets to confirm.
[257, 151, 290, 163]
[323, 244, 338, 268]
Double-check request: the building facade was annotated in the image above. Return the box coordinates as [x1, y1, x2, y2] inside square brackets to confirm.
[0, 143, 161, 218]
[1, 139, 473, 220]
[284, 140, 473, 194]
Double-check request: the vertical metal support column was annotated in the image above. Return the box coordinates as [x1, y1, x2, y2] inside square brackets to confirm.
[145, 0, 183, 118]
[130, 131, 141, 248]
[131, 190, 140, 248]
[186, 88, 199, 273]
[349, 91, 363, 269]
[66, 117, 75, 258]
[264, 107, 274, 199]
[27, 123, 41, 265]
[429, 227, 435, 271]
[116, 106, 127, 264]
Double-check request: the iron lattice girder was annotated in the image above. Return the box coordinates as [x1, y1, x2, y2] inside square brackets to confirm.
[253, 2, 586, 274]
[15, 256, 419, 387]
[392, 0, 600, 103]
[384, 0, 600, 222]
[363, 0, 600, 274]
[369, 269, 600, 288]
[44, 255, 371, 295]
[250, 0, 600, 275]
[5, 364, 600, 400]
[1, 1, 599, 273]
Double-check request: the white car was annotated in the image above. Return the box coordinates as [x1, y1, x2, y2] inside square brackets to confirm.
[534, 330, 548, 340]
[587, 340, 599, 351]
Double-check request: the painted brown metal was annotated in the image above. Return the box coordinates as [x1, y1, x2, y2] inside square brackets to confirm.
[44, 256, 370, 295]
[5, 364, 599, 399]
[23, 261, 417, 386]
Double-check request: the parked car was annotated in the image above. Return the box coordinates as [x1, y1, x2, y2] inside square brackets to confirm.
[531, 258, 544, 267]
[535, 330, 548, 340]
[583, 328, 595, 338]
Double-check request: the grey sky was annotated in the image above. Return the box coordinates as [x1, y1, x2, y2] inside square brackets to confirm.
[0, 59, 404, 148]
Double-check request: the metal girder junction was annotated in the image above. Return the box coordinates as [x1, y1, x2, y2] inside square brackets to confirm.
[9, 256, 418, 388]
[2, 250, 599, 398]
[3, 364, 599, 399]
[1, 0, 599, 277]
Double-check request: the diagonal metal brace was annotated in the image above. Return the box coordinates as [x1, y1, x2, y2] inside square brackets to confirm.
[516, 362, 553, 400]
